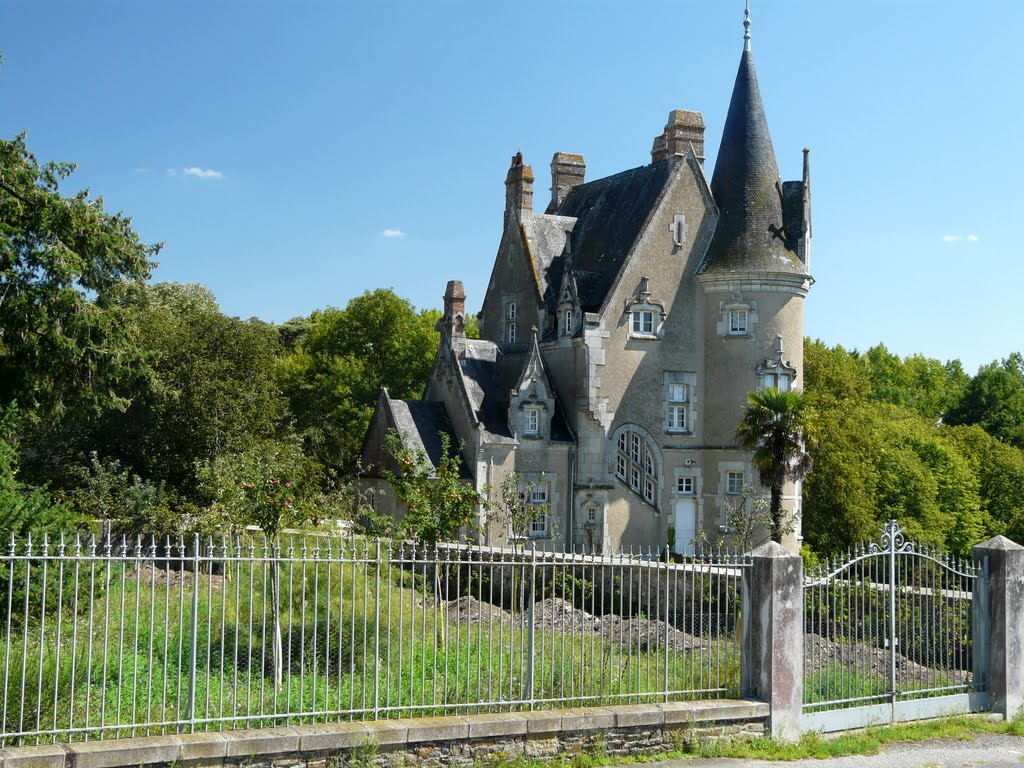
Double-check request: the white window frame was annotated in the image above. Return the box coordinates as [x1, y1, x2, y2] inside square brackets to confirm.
[762, 371, 792, 392]
[728, 308, 748, 335]
[668, 406, 685, 430]
[506, 321, 517, 343]
[667, 382, 689, 432]
[631, 310, 655, 335]
[564, 309, 573, 335]
[524, 406, 541, 436]
[677, 477, 695, 495]
[726, 471, 744, 496]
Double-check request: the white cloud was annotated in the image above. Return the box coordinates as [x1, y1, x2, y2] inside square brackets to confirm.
[943, 234, 961, 242]
[182, 167, 224, 180]
[381, 229, 407, 238]
[134, 167, 151, 174]
[967, 234, 979, 242]
[165, 168, 177, 177]
[942, 234, 979, 243]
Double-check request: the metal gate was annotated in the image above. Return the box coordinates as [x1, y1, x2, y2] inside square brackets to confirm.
[802, 521, 991, 732]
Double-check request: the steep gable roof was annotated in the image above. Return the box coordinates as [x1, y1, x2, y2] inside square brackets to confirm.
[457, 339, 573, 444]
[521, 214, 576, 307]
[553, 160, 673, 311]
[387, 398, 471, 479]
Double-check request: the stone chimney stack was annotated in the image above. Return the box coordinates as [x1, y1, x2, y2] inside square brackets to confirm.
[505, 152, 534, 220]
[651, 110, 705, 164]
[441, 279, 467, 352]
[547, 152, 586, 212]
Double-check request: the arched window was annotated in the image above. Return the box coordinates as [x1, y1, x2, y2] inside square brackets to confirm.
[615, 428, 659, 506]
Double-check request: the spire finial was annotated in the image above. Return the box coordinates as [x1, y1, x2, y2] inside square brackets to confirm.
[743, 0, 751, 51]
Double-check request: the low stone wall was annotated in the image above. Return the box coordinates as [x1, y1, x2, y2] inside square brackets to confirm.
[0, 702, 767, 768]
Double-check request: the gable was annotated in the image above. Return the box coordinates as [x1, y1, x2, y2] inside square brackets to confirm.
[554, 161, 673, 311]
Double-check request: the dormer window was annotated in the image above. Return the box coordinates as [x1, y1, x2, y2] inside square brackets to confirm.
[624, 276, 666, 340]
[632, 310, 654, 335]
[756, 335, 798, 392]
[762, 371, 792, 391]
[524, 406, 541, 436]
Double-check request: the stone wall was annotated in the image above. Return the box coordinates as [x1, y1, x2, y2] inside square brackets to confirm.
[0, 702, 766, 768]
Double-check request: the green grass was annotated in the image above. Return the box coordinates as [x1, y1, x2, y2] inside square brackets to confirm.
[472, 714, 1024, 766]
[0, 539, 742, 744]
[682, 713, 1024, 761]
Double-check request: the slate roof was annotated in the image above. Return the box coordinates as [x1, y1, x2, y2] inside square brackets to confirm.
[553, 161, 673, 311]
[459, 340, 574, 444]
[700, 47, 806, 276]
[460, 340, 516, 444]
[386, 397, 472, 479]
[521, 214, 576, 307]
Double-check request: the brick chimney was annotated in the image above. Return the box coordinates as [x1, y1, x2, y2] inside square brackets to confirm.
[441, 279, 467, 352]
[547, 152, 586, 213]
[505, 152, 534, 220]
[651, 110, 705, 164]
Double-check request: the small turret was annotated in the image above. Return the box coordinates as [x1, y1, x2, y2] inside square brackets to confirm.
[440, 279, 467, 353]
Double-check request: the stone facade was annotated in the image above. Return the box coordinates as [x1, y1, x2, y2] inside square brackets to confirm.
[361, 15, 812, 554]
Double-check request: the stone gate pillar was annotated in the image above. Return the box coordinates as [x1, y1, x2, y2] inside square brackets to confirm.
[741, 540, 803, 741]
[973, 535, 1024, 720]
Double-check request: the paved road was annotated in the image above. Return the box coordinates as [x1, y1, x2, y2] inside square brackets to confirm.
[622, 734, 1024, 767]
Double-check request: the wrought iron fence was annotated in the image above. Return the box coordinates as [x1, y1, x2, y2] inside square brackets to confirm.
[0, 533, 749, 746]
[802, 521, 986, 724]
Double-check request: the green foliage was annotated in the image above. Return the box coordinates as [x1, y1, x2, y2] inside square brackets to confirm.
[862, 343, 969, 421]
[0, 406, 77, 540]
[802, 339, 1020, 556]
[736, 387, 812, 543]
[381, 431, 482, 545]
[199, 440, 319, 539]
[67, 453, 173, 537]
[946, 353, 1024, 448]
[278, 289, 441, 469]
[93, 282, 287, 499]
[945, 424, 1024, 544]
[493, 472, 552, 548]
[0, 134, 158, 423]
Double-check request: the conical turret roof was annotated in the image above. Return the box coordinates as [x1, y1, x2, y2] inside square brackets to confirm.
[701, 36, 805, 275]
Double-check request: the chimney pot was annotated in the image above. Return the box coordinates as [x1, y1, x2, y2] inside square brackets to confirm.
[547, 152, 586, 212]
[651, 110, 705, 164]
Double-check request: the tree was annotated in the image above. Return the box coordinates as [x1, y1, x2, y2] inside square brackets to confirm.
[946, 354, 1024, 448]
[92, 282, 287, 500]
[200, 440, 318, 690]
[736, 388, 813, 544]
[0, 134, 159, 423]
[0, 406, 77, 540]
[493, 472, 551, 552]
[279, 289, 443, 469]
[862, 344, 968, 421]
[381, 431, 481, 546]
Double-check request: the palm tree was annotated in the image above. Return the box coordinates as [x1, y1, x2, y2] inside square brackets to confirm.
[736, 388, 813, 544]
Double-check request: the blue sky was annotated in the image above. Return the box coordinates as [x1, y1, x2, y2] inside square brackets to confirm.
[3, 0, 1020, 375]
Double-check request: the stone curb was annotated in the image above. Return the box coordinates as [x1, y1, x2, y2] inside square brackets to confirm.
[0, 700, 767, 768]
